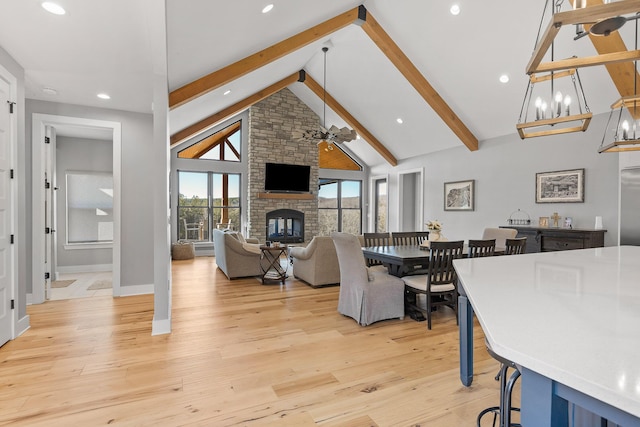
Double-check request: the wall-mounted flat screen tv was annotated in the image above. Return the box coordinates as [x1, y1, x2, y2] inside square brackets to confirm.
[264, 163, 310, 193]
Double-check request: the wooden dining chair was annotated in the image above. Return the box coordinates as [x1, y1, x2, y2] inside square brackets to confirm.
[505, 237, 527, 255]
[402, 240, 464, 330]
[391, 231, 430, 246]
[363, 232, 391, 247]
[363, 232, 391, 270]
[467, 239, 496, 258]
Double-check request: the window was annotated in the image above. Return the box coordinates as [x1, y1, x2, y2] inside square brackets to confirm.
[318, 179, 361, 236]
[374, 178, 387, 233]
[66, 172, 113, 247]
[178, 171, 241, 241]
[177, 121, 241, 162]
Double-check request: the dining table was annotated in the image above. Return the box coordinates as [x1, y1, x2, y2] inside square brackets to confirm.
[361, 244, 432, 277]
[362, 242, 482, 277]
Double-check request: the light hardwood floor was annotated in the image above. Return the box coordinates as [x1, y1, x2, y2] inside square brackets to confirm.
[0, 257, 514, 426]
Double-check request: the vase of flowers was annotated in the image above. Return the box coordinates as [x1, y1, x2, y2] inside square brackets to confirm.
[426, 220, 442, 241]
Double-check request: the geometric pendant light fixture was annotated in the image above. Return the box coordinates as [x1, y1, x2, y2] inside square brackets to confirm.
[516, 0, 593, 139]
[599, 14, 640, 153]
[516, 67, 592, 139]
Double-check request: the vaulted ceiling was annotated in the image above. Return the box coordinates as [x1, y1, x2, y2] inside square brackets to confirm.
[2, 0, 639, 166]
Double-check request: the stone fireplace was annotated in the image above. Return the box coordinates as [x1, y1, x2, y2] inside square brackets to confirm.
[266, 209, 304, 243]
[247, 88, 319, 244]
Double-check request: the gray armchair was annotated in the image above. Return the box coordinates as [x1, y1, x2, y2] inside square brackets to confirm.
[289, 236, 340, 288]
[213, 229, 263, 279]
[331, 232, 405, 326]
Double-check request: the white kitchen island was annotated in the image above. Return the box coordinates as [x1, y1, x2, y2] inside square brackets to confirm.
[454, 246, 640, 426]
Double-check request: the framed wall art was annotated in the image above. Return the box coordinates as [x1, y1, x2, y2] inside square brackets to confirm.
[444, 179, 475, 211]
[535, 169, 584, 203]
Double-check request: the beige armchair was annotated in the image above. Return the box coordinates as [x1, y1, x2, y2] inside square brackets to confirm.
[213, 229, 263, 279]
[482, 227, 517, 252]
[289, 236, 340, 287]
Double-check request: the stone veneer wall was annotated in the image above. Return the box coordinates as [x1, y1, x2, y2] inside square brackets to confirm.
[248, 88, 319, 244]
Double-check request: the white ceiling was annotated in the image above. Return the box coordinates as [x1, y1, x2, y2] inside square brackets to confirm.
[0, 0, 634, 166]
[0, 0, 155, 114]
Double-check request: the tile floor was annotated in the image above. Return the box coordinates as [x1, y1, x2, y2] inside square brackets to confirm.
[50, 271, 113, 300]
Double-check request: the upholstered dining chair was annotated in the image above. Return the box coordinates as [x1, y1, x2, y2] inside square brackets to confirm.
[467, 239, 496, 258]
[331, 232, 405, 326]
[402, 240, 464, 330]
[482, 227, 517, 252]
[391, 231, 430, 246]
[505, 237, 527, 255]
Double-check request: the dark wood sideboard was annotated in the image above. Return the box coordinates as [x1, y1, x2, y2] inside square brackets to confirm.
[499, 226, 606, 253]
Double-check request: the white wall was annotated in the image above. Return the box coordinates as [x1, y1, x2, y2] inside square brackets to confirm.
[371, 113, 619, 247]
[26, 100, 155, 289]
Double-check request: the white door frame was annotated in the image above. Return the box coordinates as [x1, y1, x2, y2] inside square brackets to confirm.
[398, 168, 424, 231]
[0, 63, 18, 339]
[369, 174, 389, 233]
[32, 114, 121, 303]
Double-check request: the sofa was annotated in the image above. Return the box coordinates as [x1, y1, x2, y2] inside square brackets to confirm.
[289, 236, 340, 287]
[213, 229, 263, 279]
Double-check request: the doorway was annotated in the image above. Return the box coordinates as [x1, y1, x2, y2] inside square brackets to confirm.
[398, 169, 424, 232]
[32, 114, 121, 303]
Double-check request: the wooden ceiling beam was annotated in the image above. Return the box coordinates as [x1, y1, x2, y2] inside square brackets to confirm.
[303, 72, 398, 166]
[178, 122, 241, 159]
[359, 8, 478, 152]
[169, 6, 363, 109]
[170, 72, 302, 147]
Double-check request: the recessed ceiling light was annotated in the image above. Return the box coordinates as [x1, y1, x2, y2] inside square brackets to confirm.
[223, 90, 231, 95]
[262, 4, 274, 13]
[42, 2, 66, 15]
[97, 93, 111, 100]
[499, 74, 510, 83]
[450, 4, 460, 15]
[397, 118, 404, 124]
[42, 87, 58, 95]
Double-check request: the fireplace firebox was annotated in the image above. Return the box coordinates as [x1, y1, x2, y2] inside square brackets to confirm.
[266, 209, 304, 243]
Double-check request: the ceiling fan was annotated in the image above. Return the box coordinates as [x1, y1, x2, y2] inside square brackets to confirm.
[574, 11, 640, 40]
[292, 47, 357, 149]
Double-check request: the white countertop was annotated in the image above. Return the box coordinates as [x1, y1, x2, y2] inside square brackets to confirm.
[454, 246, 640, 418]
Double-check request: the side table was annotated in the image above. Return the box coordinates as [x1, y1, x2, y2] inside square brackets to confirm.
[260, 245, 288, 284]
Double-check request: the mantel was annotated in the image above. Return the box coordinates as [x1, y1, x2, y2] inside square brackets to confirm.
[257, 192, 314, 200]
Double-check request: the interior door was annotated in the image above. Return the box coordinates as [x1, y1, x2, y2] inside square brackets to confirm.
[43, 126, 54, 300]
[0, 76, 13, 347]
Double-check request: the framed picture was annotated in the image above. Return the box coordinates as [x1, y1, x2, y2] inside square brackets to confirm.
[535, 169, 585, 203]
[444, 179, 475, 211]
[539, 216, 549, 227]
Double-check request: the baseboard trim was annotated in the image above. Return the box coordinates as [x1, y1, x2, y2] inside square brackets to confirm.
[57, 264, 113, 274]
[26, 293, 33, 305]
[152, 317, 171, 335]
[15, 314, 30, 338]
[115, 283, 154, 297]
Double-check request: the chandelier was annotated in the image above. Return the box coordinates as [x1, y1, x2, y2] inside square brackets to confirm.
[516, 0, 593, 139]
[599, 12, 640, 153]
[293, 47, 357, 149]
